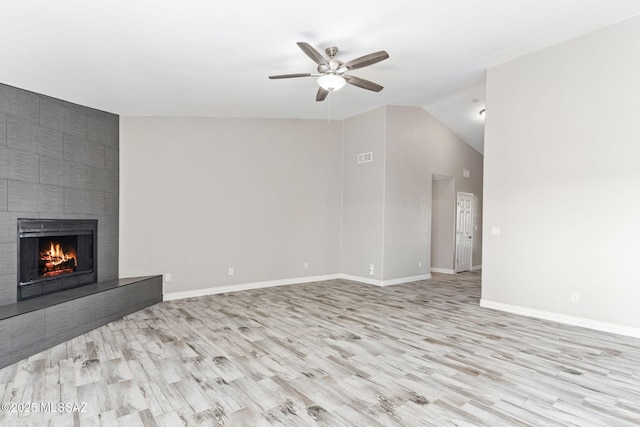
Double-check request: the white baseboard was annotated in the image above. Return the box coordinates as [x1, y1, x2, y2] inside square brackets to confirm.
[430, 267, 455, 274]
[340, 273, 431, 287]
[164, 272, 433, 301]
[480, 299, 640, 339]
[339, 274, 383, 286]
[381, 274, 431, 286]
[431, 266, 481, 274]
[163, 274, 341, 301]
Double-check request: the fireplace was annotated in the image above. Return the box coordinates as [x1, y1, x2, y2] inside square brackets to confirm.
[18, 219, 97, 301]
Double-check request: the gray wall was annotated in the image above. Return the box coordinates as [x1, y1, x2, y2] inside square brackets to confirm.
[119, 117, 343, 293]
[483, 15, 640, 329]
[0, 83, 119, 306]
[431, 177, 455, 271]
[122, 108, 484, 291]
[384, 105, 483, 279]
[341, 105, 483, 282]
[341, 107, 386, 280]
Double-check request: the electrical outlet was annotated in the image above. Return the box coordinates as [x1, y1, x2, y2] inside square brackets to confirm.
[228, 267, 234, 276]
[418, 261, 422, 268]
[571, 292, 580, 303]
[369, 264, 374, 276]
[304, 262, 309, 269]
[164, 273, 171, 282]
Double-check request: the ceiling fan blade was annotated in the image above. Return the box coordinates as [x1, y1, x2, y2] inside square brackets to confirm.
[316, 87, 329, 102]
[269, 73, 314, 79]
[344, 51, 389, 70]
[297, 42, 328, 66]
[344, 75, 384, 92]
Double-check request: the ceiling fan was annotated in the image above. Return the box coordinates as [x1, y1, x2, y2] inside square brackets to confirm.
[269, 42, 389, 102]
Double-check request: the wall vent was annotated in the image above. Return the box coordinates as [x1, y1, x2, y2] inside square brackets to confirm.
[357, 152, 373, 164]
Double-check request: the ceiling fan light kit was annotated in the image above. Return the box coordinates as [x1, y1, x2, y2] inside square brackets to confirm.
[269, 42, 389, 102]
[317, 74, 346, 91]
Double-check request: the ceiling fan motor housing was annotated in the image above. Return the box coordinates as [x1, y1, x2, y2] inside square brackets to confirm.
[318, 59, 344, 74]
[325, 46, 339, 58]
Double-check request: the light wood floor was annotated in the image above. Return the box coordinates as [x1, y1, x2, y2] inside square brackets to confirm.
[1, 271, 640, 426]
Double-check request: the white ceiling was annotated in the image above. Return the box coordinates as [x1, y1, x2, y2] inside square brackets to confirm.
[2, 1, 639, 154]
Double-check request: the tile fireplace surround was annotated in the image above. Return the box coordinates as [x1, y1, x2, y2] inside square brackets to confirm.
[1, 83, 162, 367]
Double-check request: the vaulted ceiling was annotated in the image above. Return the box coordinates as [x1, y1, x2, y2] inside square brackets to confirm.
[2, 1, 639, 153]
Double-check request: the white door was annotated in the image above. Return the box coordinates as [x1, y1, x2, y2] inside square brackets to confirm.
[456, 193, 473, 273]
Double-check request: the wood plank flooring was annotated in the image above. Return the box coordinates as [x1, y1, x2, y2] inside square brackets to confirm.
[1, 271, 640, 426]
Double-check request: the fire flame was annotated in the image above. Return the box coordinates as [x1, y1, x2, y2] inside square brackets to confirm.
[41, 242, 77, 276]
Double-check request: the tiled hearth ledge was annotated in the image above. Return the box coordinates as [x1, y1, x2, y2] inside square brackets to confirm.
[0, 276, 162, 369]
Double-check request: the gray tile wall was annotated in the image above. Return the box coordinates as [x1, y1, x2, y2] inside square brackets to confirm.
[0, 83, 119, 306]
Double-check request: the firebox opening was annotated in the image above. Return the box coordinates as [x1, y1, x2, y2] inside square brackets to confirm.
[20, 233, 93, 285]
[39, 235, 78, 278]
[18, 218, 98, 301]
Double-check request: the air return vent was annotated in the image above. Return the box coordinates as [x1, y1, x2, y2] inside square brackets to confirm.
[357, 152, 373, 164]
